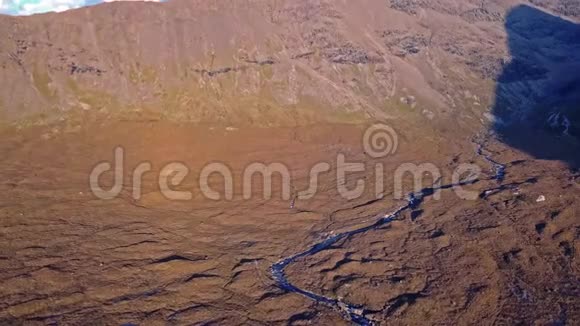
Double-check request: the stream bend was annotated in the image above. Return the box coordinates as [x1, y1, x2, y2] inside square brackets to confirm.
[270, 136, 506, 325]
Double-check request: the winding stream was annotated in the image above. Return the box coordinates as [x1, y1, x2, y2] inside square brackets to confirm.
[270, 135, 507, 325]
[476, 137, 507, 182]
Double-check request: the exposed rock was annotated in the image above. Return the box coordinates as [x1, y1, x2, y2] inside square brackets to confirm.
[530, 0, 580, 17]
[380, 30, 429, 57]
[465, 53, 506, 80]
[323, 43, 384, 64]
[388, 0, 424, 15]
[461, 7, 505, 23]
[400, 95, 417, 108]
[422, 109, 435, 119]
[69, 63, 105, 76]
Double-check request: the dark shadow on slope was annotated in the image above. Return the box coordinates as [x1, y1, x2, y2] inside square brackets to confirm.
[492, 5, 580, 167]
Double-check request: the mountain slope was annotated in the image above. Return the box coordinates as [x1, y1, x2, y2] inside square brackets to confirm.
[2, 0, 577, 128]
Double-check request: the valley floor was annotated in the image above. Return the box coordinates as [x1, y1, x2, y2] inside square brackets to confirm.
[0, 121, 577, 325]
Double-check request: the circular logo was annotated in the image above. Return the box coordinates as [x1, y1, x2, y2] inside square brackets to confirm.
[363, 123, 398, 158]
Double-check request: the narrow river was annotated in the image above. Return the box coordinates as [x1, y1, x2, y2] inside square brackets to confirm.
[270, 135, 507, 325]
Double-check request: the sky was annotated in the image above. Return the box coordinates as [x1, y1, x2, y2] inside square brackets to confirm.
[0, 0, 161, 16]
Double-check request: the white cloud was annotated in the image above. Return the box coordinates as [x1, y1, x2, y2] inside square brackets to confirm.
[1, 0, 162, 15]
[1, 0, 85, 15]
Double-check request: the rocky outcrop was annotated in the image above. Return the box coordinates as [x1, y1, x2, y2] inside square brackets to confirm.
[380, 30, 429, 57]
[530, 0, 580, 17]
[460, 7, 505, 22]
